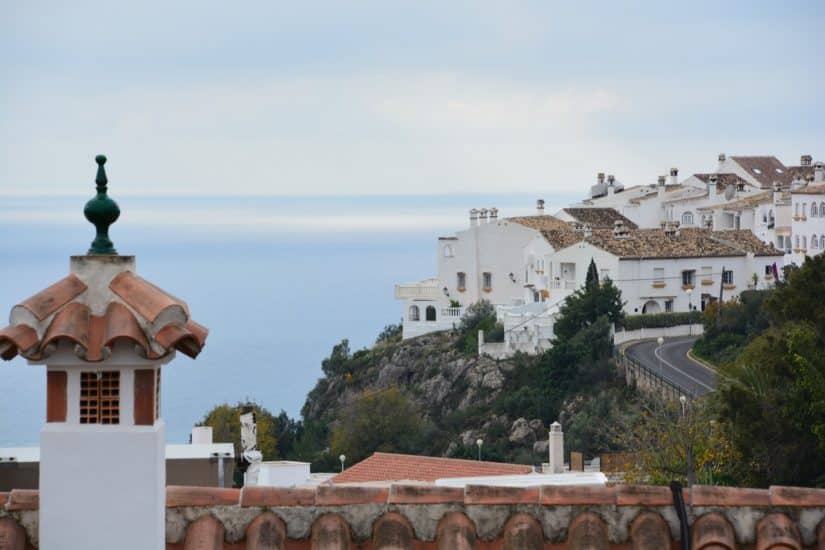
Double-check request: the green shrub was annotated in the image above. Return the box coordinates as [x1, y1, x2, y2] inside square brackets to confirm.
[617, 311, 703, 331]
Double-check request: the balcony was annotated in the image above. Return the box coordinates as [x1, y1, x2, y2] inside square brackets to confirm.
[550, 279, 576, 290]
[441, 307, 463, 319]
[395, 281, 442, 300]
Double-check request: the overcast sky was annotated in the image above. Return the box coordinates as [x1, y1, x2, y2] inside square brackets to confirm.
[2, 1, 823, 196]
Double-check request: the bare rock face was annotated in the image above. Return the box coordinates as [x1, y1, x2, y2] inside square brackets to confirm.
[509, 418, 535, 444]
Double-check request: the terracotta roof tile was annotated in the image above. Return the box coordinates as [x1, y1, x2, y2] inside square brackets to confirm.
[1, 264, 207, 363]
[110, 271, 189, 325]
[567, 228, 783, 259]
[331, 452, 532, 484]
[540, 229, 584, 250]
[15, 275, 87, 321]
[698, 191, 773, 212]
[730, 156, 791, 188]
[0, 325, 38, 360]
[507, 215, 570, 231]
[694, 173, 753, 192]
[561, 208, 638, 229]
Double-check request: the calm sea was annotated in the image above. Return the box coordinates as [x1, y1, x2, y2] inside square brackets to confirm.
[0, 193, 578, 445]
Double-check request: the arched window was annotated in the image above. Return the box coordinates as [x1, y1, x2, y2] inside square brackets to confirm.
[456, 272, 466, 290]
[443, 244, 454, 258]
[812, 235, 819, 249]
[803, 203, 807, 217]
[642, 300, 661, 314]
[408, 305, 420, 321]
[821, 202, 825, 217]
[795, 203, 800, 216]
[813, 203, 819, 217]
[425, 305, 437, 321]
[803, 235, 807, 249]
[681, 211, 694, 225]
[795, 235, 800, 248]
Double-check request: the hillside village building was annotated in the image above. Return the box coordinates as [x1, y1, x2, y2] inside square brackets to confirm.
[396, 152, 822, 346]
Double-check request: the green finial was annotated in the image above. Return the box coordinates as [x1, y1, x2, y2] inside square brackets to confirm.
[83, 154, 121, 255]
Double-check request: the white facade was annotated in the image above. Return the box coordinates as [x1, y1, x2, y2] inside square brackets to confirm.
[257, 461, 313, 487]
[790, 182, 825, 266]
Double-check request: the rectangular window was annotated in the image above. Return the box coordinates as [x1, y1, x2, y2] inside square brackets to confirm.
[482, 272, 492, 290]
[722, 270, 734, 285]
[665, 299, 674, 312]
[682, 270, 695, 287]
[653, 268, 665, 283]
[80, 371, 120, 425]
[456, 272, 466, 291]
[765, 265, 772, 276]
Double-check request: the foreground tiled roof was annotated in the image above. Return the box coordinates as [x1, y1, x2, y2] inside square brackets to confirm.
[507, 215, 570, 232]
[0, 257, 207, 362]
[3, 484, 825, 548]
[730, 155, 791, 188]
[550, 228, 783, 259]
[561, 208, 638, 229]
[331, 452, 532, 484]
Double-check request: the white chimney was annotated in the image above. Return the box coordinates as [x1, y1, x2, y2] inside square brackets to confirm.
[470, 208, 479, 227]
[607, 174, 615, 196]
[669, 167, 679, 186]
[536, 199, 545, 216]
[548, 421, 564, 474]
[657, 175, 666, 197]
[708, 174, 717, 197]
[479, 208, 489, 224]
[801, 154, 813, 167]
[489, 207, 498, 222]
[718, 153, 726, 171]
[815, 162, 825, 183]
[192, 426, 213, 445]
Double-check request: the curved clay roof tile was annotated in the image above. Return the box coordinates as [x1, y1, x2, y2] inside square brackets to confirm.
[154, 323, 206, 359]
[101, 302, 151, 357]
[0, 325, 39, 360]
[40, 302, 90, 357]
[109, 271, 189, 324]
[15, 275, 87, 321]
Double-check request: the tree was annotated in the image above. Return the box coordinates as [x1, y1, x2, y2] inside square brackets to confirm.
[375, 321, 402, 346]
[552, 276, 624, 342]
[322, 339, 351, 376]
[712, 255, 825, 486]
[585, 258, 599, 290]
[199, 401, 280, 460]
[330, 387, 426, 464]
[619, 396, 740, 486]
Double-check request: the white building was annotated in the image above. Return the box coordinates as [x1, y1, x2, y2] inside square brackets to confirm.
[396, 203, 571, 339]
[790, 178, 825, 266]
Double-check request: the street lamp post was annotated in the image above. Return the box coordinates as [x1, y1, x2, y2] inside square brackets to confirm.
[686, 288, 693, 335]
[657, 336, 664, 383]
[339, 454, 346, 473]
[476, 438, 483, 461]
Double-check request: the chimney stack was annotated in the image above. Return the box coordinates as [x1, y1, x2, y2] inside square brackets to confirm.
[479, 208, 489, 224]
[708, 174, 717, 197]
[718, 153, 726, 171]
[489, 207, 498, 222]
[607, 174, 615, 196]
[469, 208, 479, 227]
[815, 162, 825, 183]
[613, 219, 629, 239]
[801, 155, 813, 167]
[536, 199, 545, 216]
[191, 426, 213, 445]
[669, 167, 679, 187]
[597, 173, 605, 185]
[548, 422, 564, 474]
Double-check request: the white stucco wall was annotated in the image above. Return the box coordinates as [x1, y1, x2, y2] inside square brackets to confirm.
[790, 192, 825, 265]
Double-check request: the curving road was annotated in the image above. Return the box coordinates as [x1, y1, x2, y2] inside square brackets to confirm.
[625, 335, 717, 397]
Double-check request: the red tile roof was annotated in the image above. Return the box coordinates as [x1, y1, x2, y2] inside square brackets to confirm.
[0, 258, 207, 363]
[331, 452, 532, 484]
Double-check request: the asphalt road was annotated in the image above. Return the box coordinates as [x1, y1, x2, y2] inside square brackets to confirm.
[625, 335, 717, 397]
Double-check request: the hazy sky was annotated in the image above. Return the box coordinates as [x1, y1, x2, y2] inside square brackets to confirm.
[2, 1, 823, 196]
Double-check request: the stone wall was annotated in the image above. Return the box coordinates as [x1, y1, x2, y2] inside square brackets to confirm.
[2, 484, 825, 548]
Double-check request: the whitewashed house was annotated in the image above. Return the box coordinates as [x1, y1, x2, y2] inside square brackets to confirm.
[790, 170, 825, 266]
[396, 203, 570, 339]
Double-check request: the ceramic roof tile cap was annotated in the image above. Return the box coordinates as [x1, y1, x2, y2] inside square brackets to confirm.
[12, 275, 87, 323]
[0, 325, 39, 360]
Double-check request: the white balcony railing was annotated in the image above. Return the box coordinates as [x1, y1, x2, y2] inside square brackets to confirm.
[394, 283, 441, 300]
[441, 307, 463, 318]
[548, 279, 577, 290]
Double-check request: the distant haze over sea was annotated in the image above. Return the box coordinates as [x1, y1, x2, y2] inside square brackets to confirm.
[0, 193, 579, 445]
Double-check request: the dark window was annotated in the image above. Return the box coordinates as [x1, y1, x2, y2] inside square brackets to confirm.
[665, 299, 674, 312]
[457, 272, 466, 290]
[722, 270, 733, 285]
[682, 270, 695, 286]
[425, 305, 437, 321]
[482, 272, 492, 290]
